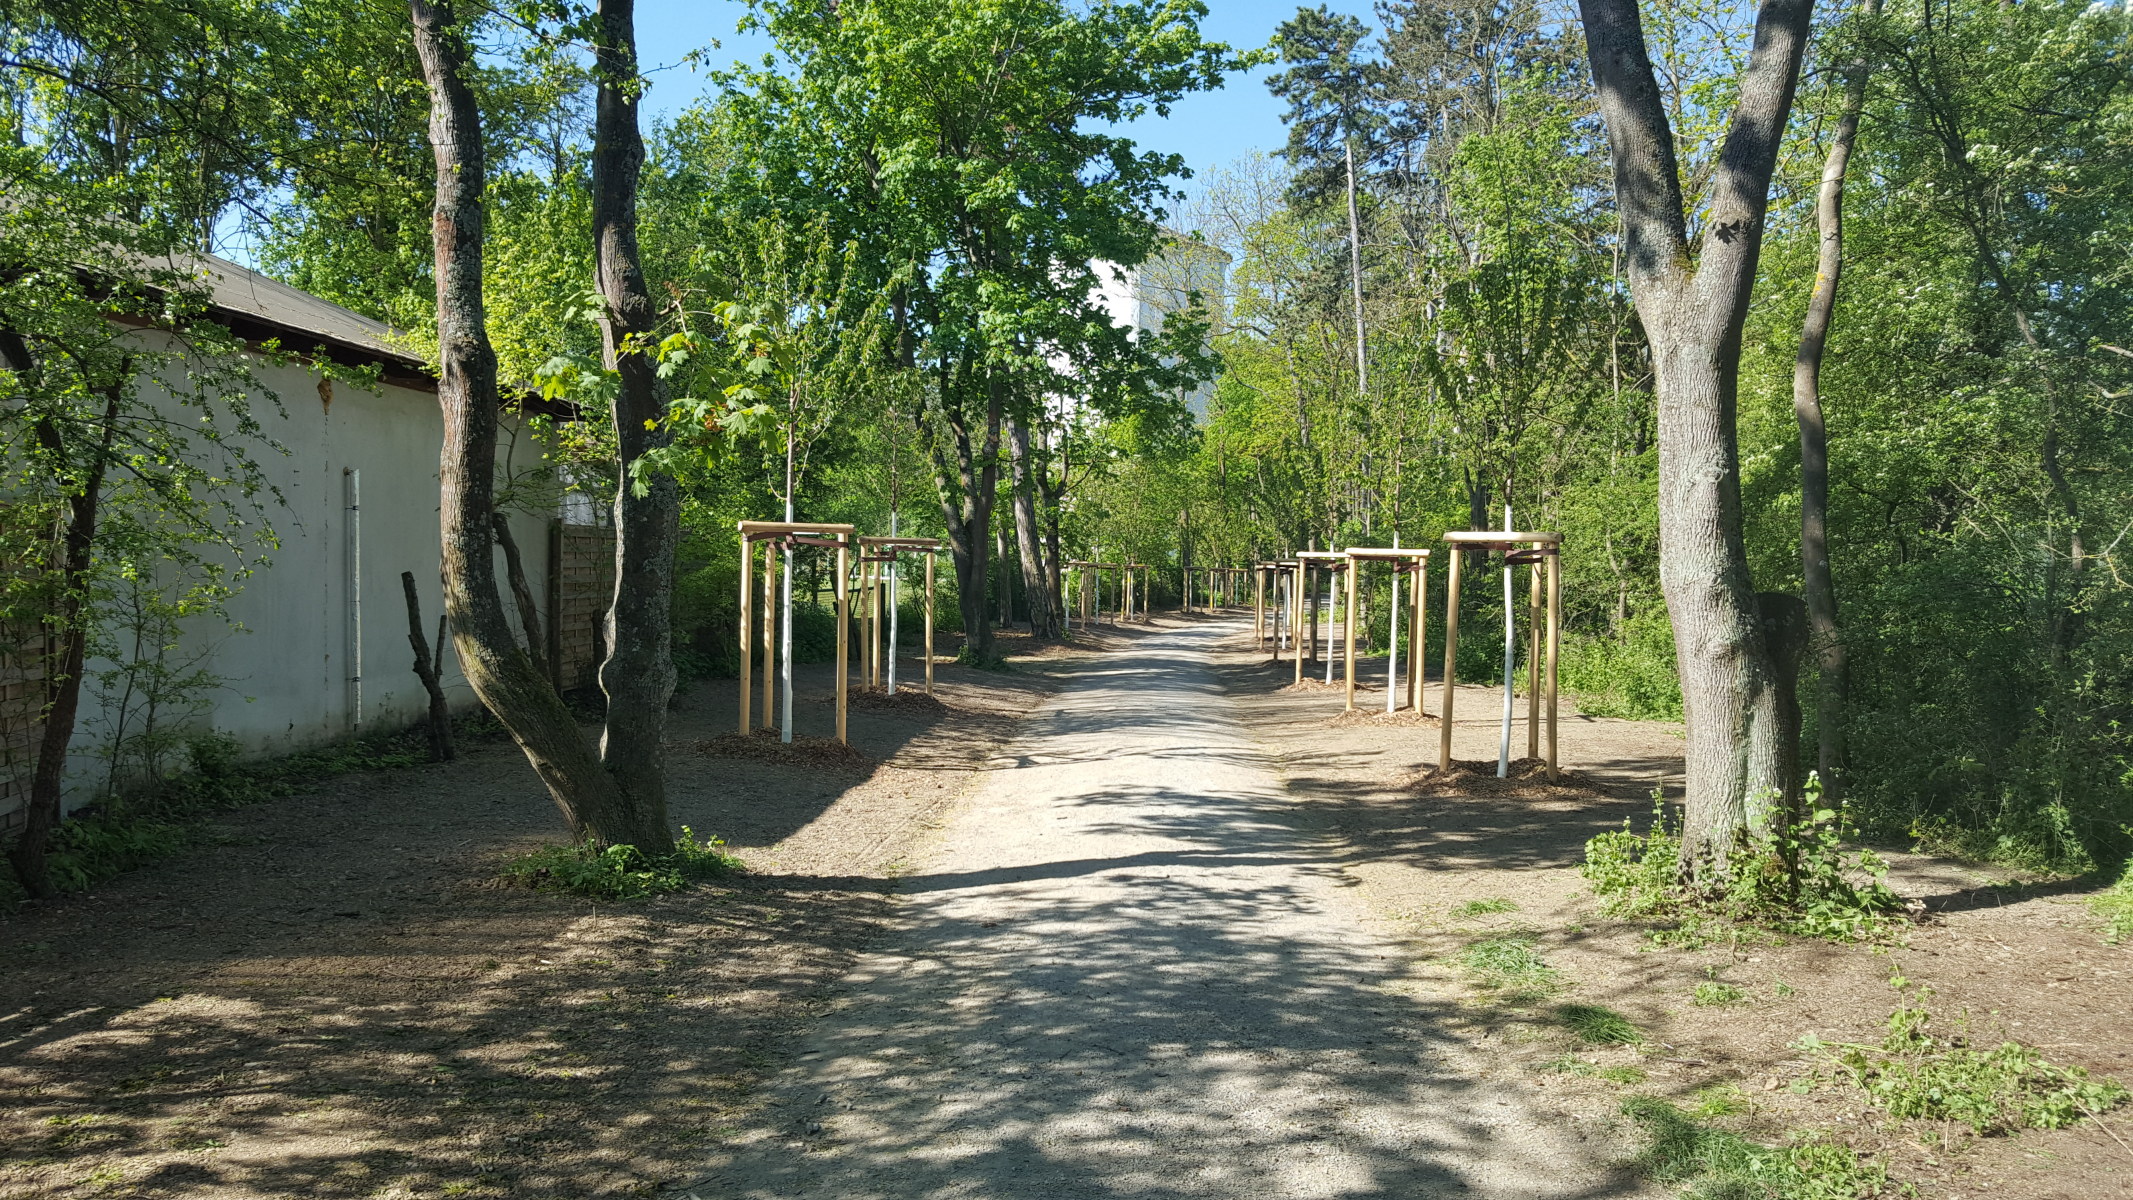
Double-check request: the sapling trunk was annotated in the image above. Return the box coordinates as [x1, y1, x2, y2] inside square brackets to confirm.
[401, 571, 455, 761]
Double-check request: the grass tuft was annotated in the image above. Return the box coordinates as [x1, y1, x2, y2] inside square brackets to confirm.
[1459, 935, 1562, 1001]
[1453, 897, 1519, 918]
[1693, 981, 1748, 1006]
[1557, 1003, 1642, 1045]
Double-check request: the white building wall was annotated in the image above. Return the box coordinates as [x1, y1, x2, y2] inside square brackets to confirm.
[1087, 238, 1230, 420]
[59, 345, 550, 807]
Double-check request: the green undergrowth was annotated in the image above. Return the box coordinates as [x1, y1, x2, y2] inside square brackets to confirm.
[1459, 934, 1562, 1001]
[1623, 1096, 1897, 1199]
[1583, 778, 1910, 947]
[2092, 858, 2133, 944]
[498, 828, 743, 900]
[1453, 897, 1518, 918]
[1798, 978, 2127, 1136]
[1541, 1053, 1647, 1085]
[4, 713, 509, 906]
[1557, 1002, 1642, 1045]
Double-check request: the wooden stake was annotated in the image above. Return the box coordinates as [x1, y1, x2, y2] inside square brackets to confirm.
[835, 538, 849, 743]
[1343, 559, 1358, 710]
[925, 550, 936, 695]
[1410, 556, 1426, 714]
[1293, 562, 1305, 686]
[1439, 547, 1462, 770]
[738, 530, 753, 736]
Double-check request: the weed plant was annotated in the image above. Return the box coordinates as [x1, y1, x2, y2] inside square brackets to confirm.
[1539, 1053, 1647, 1085]
[1798, 978, 2128, 1136]
[2091, 859, 2133, 944]
[1453, 897, 1519, 918]
[1694, 981, 1748, 1006]
[1622, 1096, 1891, 1199]
[1583, 777, 1909, 944]
[498, 828, 742, 900]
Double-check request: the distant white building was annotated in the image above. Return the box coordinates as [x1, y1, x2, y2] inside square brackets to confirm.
[1086, 233, 1230, 420]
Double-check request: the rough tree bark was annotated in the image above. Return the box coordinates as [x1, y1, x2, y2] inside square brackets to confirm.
[1793, 0, 1880, 801]
[400, 570, 455, 762]
[923, 359, 1001, 662]
[1006, 413, 1056, 638]
[3, 356, 120, 900]
[411, 0, 667, 849]
[1577, 0, 1814, 884]
[589, 0, 677, 834]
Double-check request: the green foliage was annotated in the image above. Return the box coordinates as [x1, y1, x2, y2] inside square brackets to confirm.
[1557, 1003, 1642, 1045]
[2092, 859, 2133, 945]
[1803, 983, 2129, 1136]
[1453, 897, 1519, 918]
[1583, 780, 1909, 943]
[498, 828, 742, 900]
[1693, 982, 1748, 1007]
[1459, 935, 1561, 999]
[1559, 608, 1684, 722]
[1621, 1096, 1893, 1200]
[1540, 1053, 1647, 1084]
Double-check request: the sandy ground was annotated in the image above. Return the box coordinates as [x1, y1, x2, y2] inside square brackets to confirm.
[4, 612, 2128, 1199]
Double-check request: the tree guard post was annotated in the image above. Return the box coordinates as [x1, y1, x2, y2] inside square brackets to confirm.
[835, 536, 849, 742]
[740, 519, 859, 744]
[738, 527, 753, 736]
[926, 547, 937, 695]
[1344, 558, 1359, 709]
[761, 539, 776, 729]
[1438, 530, 1564, 776]
[1343, 546, 1431, 715]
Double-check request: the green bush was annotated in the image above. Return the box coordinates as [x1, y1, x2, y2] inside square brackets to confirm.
[498, 827, 742, 900]
[2090, 858, 2133, 944]
[1560, 607, 1684, 721]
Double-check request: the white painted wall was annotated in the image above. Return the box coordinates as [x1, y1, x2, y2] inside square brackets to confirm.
[54, 342, 553, 811]
[1085, 237, 1230, 420]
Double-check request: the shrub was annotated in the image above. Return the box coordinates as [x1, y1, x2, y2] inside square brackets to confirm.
[2091, 859, 2133, 944]
[498, 827, 742, 900]
[1559, 607, 1684, 721]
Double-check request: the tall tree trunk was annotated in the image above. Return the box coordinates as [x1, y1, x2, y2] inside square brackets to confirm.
[5, 376, 120, 901]
[1578, 0, 1814, 886]
[923, 360, 1000, 662]
[411, 0, 660, 849]
[1006, 414, 1055, 638]
[589, 0, 675, 844]
[1793, 0, 1879, 800]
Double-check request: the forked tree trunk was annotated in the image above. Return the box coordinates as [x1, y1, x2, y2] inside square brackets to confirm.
[1006, 414, 1055, 638]
[411, 0, 667, 850]
[1578, 0, 1815, 885]
[925, 363, 1001, 661]
[400, 571, 455, 762]
[1793, 0, 1880, 801]
[590, 0, 677, 837]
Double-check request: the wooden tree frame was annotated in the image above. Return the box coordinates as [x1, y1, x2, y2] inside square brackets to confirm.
[1294, 551, 1350, 687]
[856, 536, 942, 698]
[1342, 547, 1431, 713]
[1255, 560, 1299, 656]
[739, 520, 857, 744]
[1066, 560, 1125, 629]
[1436, 530, 1563, 778]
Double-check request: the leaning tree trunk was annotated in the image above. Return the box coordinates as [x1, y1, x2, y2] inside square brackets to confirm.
[1005, 414, 1056, 638]
[411, 0, 661, 849]
[1578, 0, 1815, 886]
[589, 0, 677, 846]
[1793, 0, 1879, 802]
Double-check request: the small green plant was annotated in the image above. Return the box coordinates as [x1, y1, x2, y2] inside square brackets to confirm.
[1557, 1003, 1642, 1045]
[1693, 981, 1747, 1006]
[1584, 777, 1909, 946]
[1623, 1097, 1892, 1199]
[1775, 980, 1797, 998]
[1459, 935, 1561, 999]
[1801, 980, 2129, 1136]
[1453, 897, 1519, 918]
[499, 827, 742, 900]
[2092, 858, 2133, 944]
[1690, 1083, 1750, 1119]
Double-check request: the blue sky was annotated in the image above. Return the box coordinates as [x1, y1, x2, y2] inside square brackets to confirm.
[631, 1, 1372, 190]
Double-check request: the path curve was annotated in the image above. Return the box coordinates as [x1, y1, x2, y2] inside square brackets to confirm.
[688, 620, 1627, 1199]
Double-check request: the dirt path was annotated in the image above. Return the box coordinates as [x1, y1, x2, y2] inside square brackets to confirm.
[683, 618, 1633, 1199]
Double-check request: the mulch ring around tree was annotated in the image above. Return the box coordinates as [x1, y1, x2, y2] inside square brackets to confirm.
[694, 728, 872, 770]
[1277, 677, 1344, 693]
[841, 687, 953, 715]
[1327, 706, 1440, 728]
[1400, 757, 1613, 800]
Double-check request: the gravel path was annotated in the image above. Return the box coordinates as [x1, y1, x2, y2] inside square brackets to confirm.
[689, 621, 1626, 1199]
